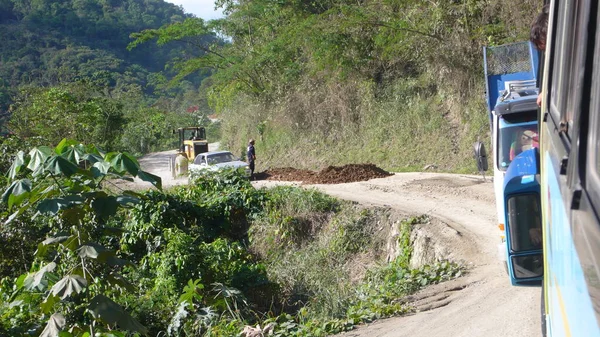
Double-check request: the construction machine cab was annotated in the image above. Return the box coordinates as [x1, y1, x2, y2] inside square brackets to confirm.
[176, 127, 208, 160]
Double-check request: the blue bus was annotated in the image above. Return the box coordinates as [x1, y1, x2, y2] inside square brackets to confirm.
[538, 0, 600, 335]
[478, 41, 542, 285]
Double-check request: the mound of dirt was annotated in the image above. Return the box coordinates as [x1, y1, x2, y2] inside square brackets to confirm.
[255, 164, 392, 184]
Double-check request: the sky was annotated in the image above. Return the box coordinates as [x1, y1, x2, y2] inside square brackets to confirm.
[165, 0, 224, 20]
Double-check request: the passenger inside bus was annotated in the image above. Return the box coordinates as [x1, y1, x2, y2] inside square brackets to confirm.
[509, 129, 539, 160]
[499, 125, 539, 170]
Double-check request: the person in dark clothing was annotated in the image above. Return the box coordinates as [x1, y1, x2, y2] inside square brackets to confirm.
[530, 4, 549, 52]
[247, 139, 256, 179]
[530, 4, 549, 107]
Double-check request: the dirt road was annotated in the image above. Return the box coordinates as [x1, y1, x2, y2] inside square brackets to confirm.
[255, 174, 540, 337]
[138, 151, 541, 337]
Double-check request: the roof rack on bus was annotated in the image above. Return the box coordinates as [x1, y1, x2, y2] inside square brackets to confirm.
[494, 79, 539, 116]
[499, 79, 538, 102]
[483, 41, 540, 112]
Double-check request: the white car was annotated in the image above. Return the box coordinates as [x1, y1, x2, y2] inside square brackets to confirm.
[188, 151, 251, 177]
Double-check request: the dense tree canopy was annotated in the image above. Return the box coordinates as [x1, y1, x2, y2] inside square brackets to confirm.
[132, 0, 538, 107]
[0, 0, 222, 118]
[0, 0, 224, 152]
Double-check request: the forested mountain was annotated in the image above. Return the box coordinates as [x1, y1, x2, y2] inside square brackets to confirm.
[0, 0, 217, 117]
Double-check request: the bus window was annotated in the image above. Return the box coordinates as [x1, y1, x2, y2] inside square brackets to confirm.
[588, 10, 600, 210]
[507, 194, 542, 252]
[564, 0, 590, 135]
[549, 0, 577, 125]
[498, 121, 539, 171]
[511, 254, 543, 279]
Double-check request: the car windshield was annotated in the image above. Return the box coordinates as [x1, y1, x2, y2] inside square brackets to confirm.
[207, 153, 236, 165]
[498, 120, 538, 171]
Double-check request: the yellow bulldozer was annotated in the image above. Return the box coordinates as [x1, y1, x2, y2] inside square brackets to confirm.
[170, 127, 209, 177]
[176, 126, 209, 159]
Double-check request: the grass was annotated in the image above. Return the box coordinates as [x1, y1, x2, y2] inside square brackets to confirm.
[246, 187, 464, 336]
[217, 76, 490, 174]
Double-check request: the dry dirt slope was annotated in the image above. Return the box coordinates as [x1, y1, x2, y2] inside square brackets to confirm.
[137, 151, 541, 337]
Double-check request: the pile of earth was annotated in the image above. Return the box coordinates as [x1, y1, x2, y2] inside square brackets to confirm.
[255, 164, 393, 184]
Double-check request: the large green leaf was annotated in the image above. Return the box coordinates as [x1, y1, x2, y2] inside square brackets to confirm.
[106, 152, 139, 176]
[15, 273, 27, 289]
[27, 146, 53, 172]
[36, 235, 73, 257]
[91, 195, 118, 220]
[38, 196, 85, 214]
[8, 151, 26, 179]
[24, 262, 57, 291]
[32, 185, 59, 202]
[107, 273, 136, 292]
[84, 153, 104, 165]
[55, 139, 79, 155]
[61, 208, 86, 226]
[1, 179, 31, 209]
[91, 161, 111, 178]
[78, 243, 132, 267]
[86, 143, 106, 158]
[44, 155, 79, 177]
[42, 235, 72, 246]
[88, 295, 148, 335]
[41, 294, 59, 314]
[60, 146, 85, 164]
[77, 243, 107, 259]
[51, 275, 87, 299]
[137, 170, 162, 190]
[40, 313, 66, 337]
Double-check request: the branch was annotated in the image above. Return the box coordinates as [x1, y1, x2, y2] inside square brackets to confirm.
[178, 38, 234, 65]
[50, 174, 67, 196]
[366, 21, 442, 40]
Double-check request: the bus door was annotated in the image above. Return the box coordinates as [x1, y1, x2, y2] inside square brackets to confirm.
[503, 148, 543, 286]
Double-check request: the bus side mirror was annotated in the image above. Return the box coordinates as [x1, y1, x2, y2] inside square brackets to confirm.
[474, 141, 489, 172]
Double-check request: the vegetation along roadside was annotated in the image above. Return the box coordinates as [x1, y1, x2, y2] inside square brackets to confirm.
[0, 142, 462, 336]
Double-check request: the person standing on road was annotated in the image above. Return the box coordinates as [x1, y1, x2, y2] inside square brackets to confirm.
[247, 139, 256, 180]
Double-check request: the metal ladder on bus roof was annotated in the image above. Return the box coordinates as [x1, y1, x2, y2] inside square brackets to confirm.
[500, 79, 538, 101]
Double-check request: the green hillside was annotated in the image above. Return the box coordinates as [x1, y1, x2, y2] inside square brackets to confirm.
[0, 0, 221, 152]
